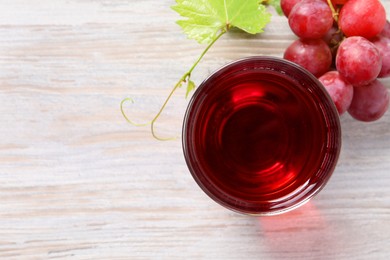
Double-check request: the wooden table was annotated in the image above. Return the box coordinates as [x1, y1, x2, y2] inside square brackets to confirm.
[0, 1, 389, 259]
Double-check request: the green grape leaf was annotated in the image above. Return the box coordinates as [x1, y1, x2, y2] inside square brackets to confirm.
[172, 0, 272, 44]
[185, 80, 196, 99]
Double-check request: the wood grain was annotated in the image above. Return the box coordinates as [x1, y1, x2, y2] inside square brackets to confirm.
[0, 0, 389, 259]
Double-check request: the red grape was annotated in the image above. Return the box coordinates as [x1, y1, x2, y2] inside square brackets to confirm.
[380, 21, 390, 38]
[339, 0, 386, 39]
[336, 36, 382, 86]
[281, 0, 302, 17]
[284, 38, 332, 77]
[371, 36, 390, 78]
[319, 71, 354, 115]
[288, 0, 333, 39]
[348, 80, 389, 122]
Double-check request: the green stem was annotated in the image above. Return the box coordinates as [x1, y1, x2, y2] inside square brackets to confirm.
[122, 30, 226, 141]
[327, 0, 338, 22]
[187, 30, 226, 75]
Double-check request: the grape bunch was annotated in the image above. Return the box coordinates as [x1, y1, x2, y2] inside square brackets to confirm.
[281, 0, 390, 121]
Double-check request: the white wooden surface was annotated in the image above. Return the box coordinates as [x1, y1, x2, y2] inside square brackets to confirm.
[0, 0, 389, 259]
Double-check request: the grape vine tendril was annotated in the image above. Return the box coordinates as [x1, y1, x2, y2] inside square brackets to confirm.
[121, 30, 226, 141]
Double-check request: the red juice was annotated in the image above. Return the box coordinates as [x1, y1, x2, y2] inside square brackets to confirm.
[182, 57, 341, 215]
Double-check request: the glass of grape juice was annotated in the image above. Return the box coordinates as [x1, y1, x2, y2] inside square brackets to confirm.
[182, 57, 341, 216]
